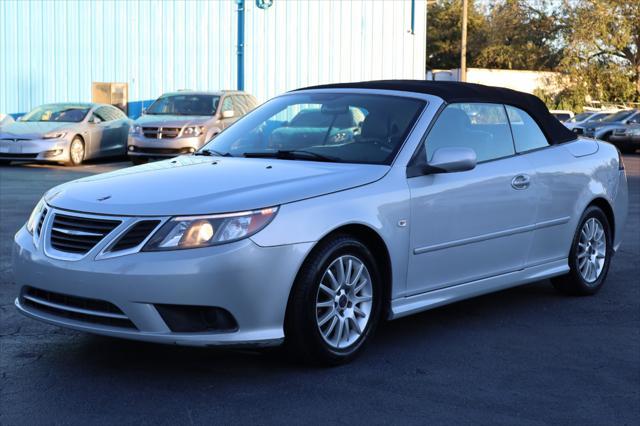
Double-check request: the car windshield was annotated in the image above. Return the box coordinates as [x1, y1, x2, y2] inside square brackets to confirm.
[199, 93, 425, 165]
[20, 105, 90, 123]
[601, 110, 636, 122]
[146, 94, 220, 116]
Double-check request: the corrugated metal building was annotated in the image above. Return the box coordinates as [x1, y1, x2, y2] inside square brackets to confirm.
[0, 0, 426, 117]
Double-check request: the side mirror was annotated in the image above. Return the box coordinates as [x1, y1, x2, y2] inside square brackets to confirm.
[426, 147, 477, 173]
[221, 110, 235, 119]
[91, 116, 102, 124]
[142, 107, 147, 115]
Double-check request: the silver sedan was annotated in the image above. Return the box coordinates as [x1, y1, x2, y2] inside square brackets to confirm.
[0, 103, 131, 166]
[13, 81, 628, 364]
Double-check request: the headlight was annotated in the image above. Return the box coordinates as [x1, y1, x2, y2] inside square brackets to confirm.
[42, 131, 67, 139]
[129, 125, 142, 135]
[26, 198, 46, 234]
[182, 126, 205, 137]
[143, 207, 278, 251]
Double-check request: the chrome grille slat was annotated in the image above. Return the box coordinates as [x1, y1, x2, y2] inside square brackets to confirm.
[142, 126, 181, 139]
[49, 213, 121, 254]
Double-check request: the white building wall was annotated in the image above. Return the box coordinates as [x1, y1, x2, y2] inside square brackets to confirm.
[0, 0, 426, 116]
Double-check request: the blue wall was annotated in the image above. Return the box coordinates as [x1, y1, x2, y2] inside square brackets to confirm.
[1, 0, 426, 117]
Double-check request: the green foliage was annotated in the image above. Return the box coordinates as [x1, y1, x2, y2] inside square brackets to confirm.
[427, 0, 640, 106]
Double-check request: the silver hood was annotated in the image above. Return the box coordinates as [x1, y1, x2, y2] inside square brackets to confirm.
[0, 121, 72, 138]
[45, 156, 389, 216]
[134, 114, 212, 128]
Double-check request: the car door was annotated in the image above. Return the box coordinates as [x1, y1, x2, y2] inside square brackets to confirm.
[505, 105, 584, 266]
[406, 103, 539, 295]
[88, 107, 120, 156]
[108, 106, 129, 154]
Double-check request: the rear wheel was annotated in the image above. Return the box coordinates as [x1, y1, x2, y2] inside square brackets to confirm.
[285, 235, 382, 365]
[65, 137, 85, 166]
[552, 206, 613, 295]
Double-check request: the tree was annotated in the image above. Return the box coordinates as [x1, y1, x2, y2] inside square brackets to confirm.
[426, 0, 563, 71]
[476, 0, 563, 70]
[560, 0, 640, 101]
[426, 0, 489, 70]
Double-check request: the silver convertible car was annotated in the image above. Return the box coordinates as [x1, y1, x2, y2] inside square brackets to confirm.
[0, 103, 131, 166]
[13, 81, 628, 364]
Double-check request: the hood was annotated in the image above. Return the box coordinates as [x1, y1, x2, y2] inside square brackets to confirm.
[0, 121, 72, 138]
[134, 114, 212, 128]
[45, 156, 389, 216]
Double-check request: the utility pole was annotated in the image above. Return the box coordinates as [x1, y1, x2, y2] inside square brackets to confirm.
[460, 0, 468, 82]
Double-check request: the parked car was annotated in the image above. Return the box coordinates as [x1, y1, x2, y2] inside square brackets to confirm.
[127, 90, 258, 165]
[550, 109, 574, 122]
[609, 124, 640, 154]
[0, 113, 15, 128]
[573, 109, 640, 140]
[0, 103, 131, 166]
[563, 110, 615, 131]
[14, 81, 628, 364]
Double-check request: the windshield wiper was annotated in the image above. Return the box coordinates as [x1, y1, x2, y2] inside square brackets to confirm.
[193, 149, 232, 157]
[242, 150, 341, 162]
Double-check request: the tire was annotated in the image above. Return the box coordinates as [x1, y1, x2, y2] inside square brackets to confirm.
[65, 136, 85, 166]
[131, 157, 148, 166]
[285, 234, 383, 365]
[552, 206, 613, 296]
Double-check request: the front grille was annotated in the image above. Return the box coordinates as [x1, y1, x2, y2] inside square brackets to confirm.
[21, 287, 136, 329]
[50, 213, 121, 254]
[142, 127, 181, 139]
[36, 207, 47, 236]
[110, 220, 160, 251]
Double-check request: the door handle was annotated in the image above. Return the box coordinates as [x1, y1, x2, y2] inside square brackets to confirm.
[511, 174, 530, 190]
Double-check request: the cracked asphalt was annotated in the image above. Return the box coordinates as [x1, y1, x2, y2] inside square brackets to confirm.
[1, 156, 639, 425]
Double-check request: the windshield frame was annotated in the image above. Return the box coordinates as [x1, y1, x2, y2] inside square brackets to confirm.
[145, 93, 220, 116]
[20, 104, 91, 123]
[198, 90, 429, 166]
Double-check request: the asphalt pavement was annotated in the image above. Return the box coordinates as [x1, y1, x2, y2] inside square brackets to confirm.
[0, 156, 638, 425]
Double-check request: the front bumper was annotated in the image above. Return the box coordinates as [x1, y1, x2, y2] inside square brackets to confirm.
[13, 224, 313, 347]
[0, 138, 70, 162]
[127, 135, 205, 158]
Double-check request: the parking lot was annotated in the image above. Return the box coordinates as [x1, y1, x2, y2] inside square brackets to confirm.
[0, 155, 638, 425]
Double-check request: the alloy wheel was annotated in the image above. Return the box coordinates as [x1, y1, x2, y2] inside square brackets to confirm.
[577, 217, 606, 284]
[315, 255, 373, 349]
[70, 139, 84, 165]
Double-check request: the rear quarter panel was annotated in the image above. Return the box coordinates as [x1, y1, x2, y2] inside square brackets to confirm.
[525, 138, 625, 264]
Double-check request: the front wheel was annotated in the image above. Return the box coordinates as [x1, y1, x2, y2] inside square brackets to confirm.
[65, 137, 85, 166]
[552, 206, 613, 295]
[285, 235, 382, 365]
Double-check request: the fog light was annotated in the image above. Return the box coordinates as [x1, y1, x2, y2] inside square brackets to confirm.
[43, 149, 63, 158]
[128, 145, 135, 151]
[188, 147, 196, 153]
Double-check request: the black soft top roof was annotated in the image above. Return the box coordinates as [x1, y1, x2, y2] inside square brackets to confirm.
[296, 80, 577, 144]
